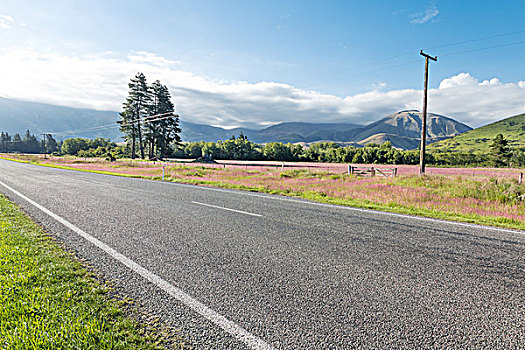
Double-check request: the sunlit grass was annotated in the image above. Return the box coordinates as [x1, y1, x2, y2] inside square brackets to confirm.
[0, 194, 183, 349]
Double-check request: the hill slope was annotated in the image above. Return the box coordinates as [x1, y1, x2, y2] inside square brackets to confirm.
[428, 113, 525, 153]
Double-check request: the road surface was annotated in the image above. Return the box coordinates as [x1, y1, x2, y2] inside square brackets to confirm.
[1, 159, 524, 349]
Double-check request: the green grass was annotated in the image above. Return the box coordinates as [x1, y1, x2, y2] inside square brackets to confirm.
[428, 113, 525, 153]
[0, 194, 183, 349]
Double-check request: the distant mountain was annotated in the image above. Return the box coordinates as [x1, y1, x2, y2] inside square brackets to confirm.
[428, 113, 525, 153]
[180, 121, 363, 144]
[352, 110, 473, 150]
[0, 98, 472, 149]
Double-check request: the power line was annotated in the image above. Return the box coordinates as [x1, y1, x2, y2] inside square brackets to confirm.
[49, 112, 171, 135]
[48, 112, 177, 136]
[439, 40, 525, 57]
[302, 29, 525, 91]
[303, 59, 420, 90]
[309, 52, 414, 83]
[426, 29, 525, 50]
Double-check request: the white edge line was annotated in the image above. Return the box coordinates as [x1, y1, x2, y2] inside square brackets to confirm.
[0, 180, 276, 350]
[192, 201, 262, 217]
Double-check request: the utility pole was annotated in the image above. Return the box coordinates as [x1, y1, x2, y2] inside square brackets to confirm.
[419, 50, 437, 175]
[40, 133, 52, 159]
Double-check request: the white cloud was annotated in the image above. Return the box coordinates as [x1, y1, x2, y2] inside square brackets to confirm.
[411, 6, 439, 24]
[0, 49, 524, 129]
[480, 78, 502, 86]
[0, 15, 14, 29]
[432, 74, 525, 126]
[440, 73, 505, 90]
[128, 51, 181, 67]
[439, 72, 478, 89]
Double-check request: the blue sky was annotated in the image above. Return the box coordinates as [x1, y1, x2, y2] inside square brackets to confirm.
[0, 1, 524, 128]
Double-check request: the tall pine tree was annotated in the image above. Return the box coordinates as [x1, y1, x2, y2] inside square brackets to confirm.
[147, 81, 181, 159]
[0, 132, 10, 152]
[119, 74, 181, 160]
[118, 72, 150, 159]
[146, 80, 162, 159]
[489, 133, 511, 167]
[40, 134, 58, 154]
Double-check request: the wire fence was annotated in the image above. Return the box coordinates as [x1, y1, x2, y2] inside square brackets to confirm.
[163, 159, 525, 180]
[4, 153, 524, 181]
[167, 159, 346, 173]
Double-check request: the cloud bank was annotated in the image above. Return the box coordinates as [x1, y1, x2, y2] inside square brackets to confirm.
[0, 49, 524, 129]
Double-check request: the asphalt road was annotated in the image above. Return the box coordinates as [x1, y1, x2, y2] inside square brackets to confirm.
[1, 159, 524, 349]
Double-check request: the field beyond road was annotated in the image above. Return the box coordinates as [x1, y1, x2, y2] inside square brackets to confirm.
[2, 154, 525, 230]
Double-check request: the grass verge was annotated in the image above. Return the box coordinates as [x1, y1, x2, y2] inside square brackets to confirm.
[0, 194, 183, 349]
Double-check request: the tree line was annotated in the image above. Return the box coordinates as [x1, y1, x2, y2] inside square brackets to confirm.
[117, 72, 181, 160]
[172, 133, 525, 167]
[431, 133, 525, 167]
[2, 130, 524, 167]
[1, 130, 58, 154]
[173, 136, 421, 164]
[0, 130, 422, 165]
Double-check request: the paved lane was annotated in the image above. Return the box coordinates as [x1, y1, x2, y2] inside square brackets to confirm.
[1, 159, 524, 349]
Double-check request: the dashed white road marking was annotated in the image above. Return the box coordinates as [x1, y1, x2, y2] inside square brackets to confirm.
[0, 180, 276, 350]
[192, 201, 263, 217]
[178, 182, 523, 236]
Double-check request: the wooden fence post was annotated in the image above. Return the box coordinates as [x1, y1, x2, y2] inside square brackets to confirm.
[520, 172, 523, 184]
